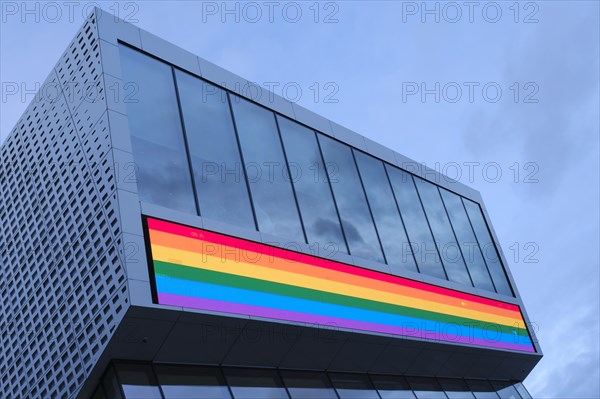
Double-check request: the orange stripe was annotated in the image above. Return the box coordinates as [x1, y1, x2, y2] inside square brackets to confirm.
[149, 228, 521, 320]
[147, 217, 519, 312]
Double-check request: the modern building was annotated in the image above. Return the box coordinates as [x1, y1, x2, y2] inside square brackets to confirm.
[0, 8, 542, 399]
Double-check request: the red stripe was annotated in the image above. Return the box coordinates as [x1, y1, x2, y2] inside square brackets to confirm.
[147, 217, 520, 312]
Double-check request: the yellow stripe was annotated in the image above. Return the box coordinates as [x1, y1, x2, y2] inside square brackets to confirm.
[152, 244, 525, 328]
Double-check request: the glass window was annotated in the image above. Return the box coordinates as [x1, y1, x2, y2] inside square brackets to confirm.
[174, 69, 256, 230]
[414, 178, 471, 286]
[512, 383, 531, 399]
[224, 368, 289, 399]
[277, 117, 347, 253]
[354, 151, 418, 273]
[438, 378, 475, 399]
[463, 200, 513, 296]
[230, 96, 304, 242]
[155, 364, 231, 399]
[119, 46, 196, 214]
[439, 189, 495, 292]
[280, 370, 337, 399]
[490, 382, 522, 399]
[370, 374, 416, 399]
[329, 373, 379, 399]
[406, 377, 447, 399]
[386, 166, 445, 279]
[465, 380, 499, 399]
[91, 385, 108, 399]
[102, 365, 123, 399]
[318, 135, 384, 263]
[114, 363, 163, 399]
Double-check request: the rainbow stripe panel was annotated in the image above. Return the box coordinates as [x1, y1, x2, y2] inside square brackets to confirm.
[145, 217, 535, 353]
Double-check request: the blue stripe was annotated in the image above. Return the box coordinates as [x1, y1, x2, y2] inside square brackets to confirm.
[155, 275, 531, 346]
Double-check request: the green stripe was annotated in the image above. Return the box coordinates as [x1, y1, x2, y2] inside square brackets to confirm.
[154, 261, 528, 337]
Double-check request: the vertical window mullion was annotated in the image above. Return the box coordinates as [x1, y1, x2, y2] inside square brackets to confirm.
[276, 369, 293, 399]
[410, 175, 448, 280]
[170, 66, 201, 217]
[325, 372, 343, 399]
[149, 363, 167, 399]
[365, 374, 384, 399]
[461, 198, 497, 293]
[225, 93, 260, 232]
[438, 187, 475, 288]
[351, 149, 388, 265]
[219, 367, 236, 399]
[315, 133, 351, 255]
[383, 164, 420, 273]
[273, 115, 309, 244]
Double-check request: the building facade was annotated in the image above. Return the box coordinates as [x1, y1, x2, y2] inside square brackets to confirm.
[0, 8, 541, 399]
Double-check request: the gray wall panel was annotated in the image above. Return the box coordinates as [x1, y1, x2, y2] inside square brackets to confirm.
[0, 11, 129, 399]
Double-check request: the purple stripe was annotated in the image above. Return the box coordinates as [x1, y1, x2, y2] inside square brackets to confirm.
[158, 292, 535, 353]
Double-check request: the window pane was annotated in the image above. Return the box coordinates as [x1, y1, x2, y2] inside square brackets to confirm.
[492, 384, 522, 399]
[119, 46, 196, 214]
[175, 70, 255, 229]
[370, 374, 416, 399]
[438, 378, 475, 399]
[155, 364, 231, 399]
[513, 384, 532, 399]
[439, 189, 495, 292]
[386, 166, 445, 279]
[102, 365, 123, 399]
[91, 385, 108, 399]
[329, 373, 379, 399]
[277, 117, 347, 253]
[318, 135, 384, 263]
[465, 380, 499, 399]
[224, 368, 289, 399]
[414, 178, 471, 286]
[230, 96, 304, 242]
[115, 363, 163, 399]
[280, 370, 337, 399]
[406, 377, 447, 399]
[354, 151, 418, 273]
[463, 200, 513, 296]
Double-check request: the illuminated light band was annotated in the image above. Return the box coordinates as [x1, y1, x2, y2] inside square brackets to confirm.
[145, 217, 535, 353]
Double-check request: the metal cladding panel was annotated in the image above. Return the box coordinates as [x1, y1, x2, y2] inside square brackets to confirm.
[0, 12, 128, 399]
[144, 216, 535, 354]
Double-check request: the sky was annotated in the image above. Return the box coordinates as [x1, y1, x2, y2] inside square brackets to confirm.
[1, 1, 599, 397]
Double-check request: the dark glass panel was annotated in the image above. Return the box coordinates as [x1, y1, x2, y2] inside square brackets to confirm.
[119, 46, 196, 214]
[102, 365, 123, 399]
[465, 380, 499, 399]
[439, 188, 495, 292]
[438, 378, 475, 399]
[155, 364, 231, 399]
[329, 372, 379, 399]
[277, 117, 347, 253]
[406, 377, 447, 399]
[370, 374, 416, 399]
[354, 151, 418, 273]
[230, 96, 304, 242]
[114, 363, 162, 399]
[91, 385, 108, 399]
[318, 135, 384, 263]
[414, 178, 471, 286]
[224, 368, 289, 399]
[175, 69, 255, 229]
[280, 370, 337, 399]
[463, 200, 513, 296]
[386, 166, 445, 279]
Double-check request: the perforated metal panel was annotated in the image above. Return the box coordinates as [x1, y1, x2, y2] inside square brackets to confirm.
[0, 12, 128, 399]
